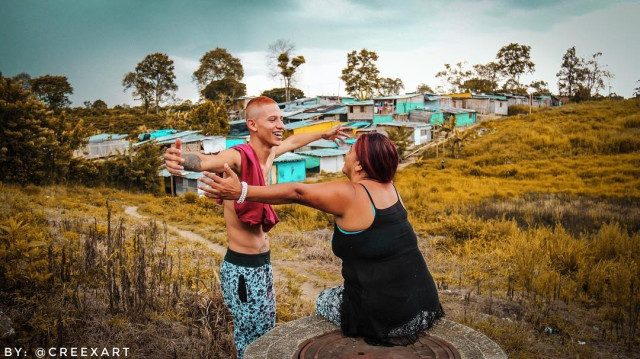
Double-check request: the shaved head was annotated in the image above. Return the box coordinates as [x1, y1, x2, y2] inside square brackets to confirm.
[246, 96, 278, 120]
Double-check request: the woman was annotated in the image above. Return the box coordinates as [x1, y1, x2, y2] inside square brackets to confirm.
[199, 133, 444, 346]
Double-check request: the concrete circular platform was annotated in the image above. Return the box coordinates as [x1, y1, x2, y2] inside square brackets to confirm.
[245, 316, 506, 359]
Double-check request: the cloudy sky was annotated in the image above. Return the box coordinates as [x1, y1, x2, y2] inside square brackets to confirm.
[2, 0, 639, 107]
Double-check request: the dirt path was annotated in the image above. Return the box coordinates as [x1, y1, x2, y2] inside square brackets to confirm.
[123, 206, 322, 302]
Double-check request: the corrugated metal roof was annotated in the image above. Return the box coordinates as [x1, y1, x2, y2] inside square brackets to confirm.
[373, 93, 421, 100]
[347, 100, 373, 106]
[159, 169, 204, 180]
[296, 149, 348, 157]
[88, 133, 128, 143]
[135, 130, 201, 146]
[307, 138, 357, 148]
[287, 112, 323, 120]
[274, 152, 307, 163]
[377, 121, 431, 128]
[321, 105, 347, 115]
[343, 121, 372, 129]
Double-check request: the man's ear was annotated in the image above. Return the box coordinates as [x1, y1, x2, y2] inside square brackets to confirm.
[246, 118, 258, 132]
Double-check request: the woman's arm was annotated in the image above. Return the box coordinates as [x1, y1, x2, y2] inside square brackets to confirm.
[198, 164, 355, 216]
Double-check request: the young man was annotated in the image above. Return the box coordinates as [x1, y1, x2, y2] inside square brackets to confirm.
[163, 96, 348, 358]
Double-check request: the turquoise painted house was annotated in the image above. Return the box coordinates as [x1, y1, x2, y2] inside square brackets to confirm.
[414, 106, 477, 127]
[270, 152, 307, 184]
[372, 93, 424, 124]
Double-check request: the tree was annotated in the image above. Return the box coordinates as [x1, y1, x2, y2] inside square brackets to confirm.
[462, 79, 495, 94]
[556, 46, 584, 99]
[266, 39, 295, 80]
[1, 75, 55, 183]
[435, 62, 471, 93]
[30, 75, 74, 112]
[261, 87, 305, 103]
[202, 78, 247, 102]
[473, 62, 502, 92]
[189, 100, 230, 136]
[634, 80, 640, 98]
[341, 49, 380, 100]
[496, 43, 535, 91]
[416, 83, 435, 93]
[278, 52, 306, 102]
[386, 126, 412, 160]
[378, 77, 404, 97]
[0, 74, 88, 184]
[123, 53, 177, 114]
[92, 99, 108, 109]
[529, 80, 550, 96]
[192, 48, 244, 90]
[11, 72, 31, 91]
[583, 52, 613, 100]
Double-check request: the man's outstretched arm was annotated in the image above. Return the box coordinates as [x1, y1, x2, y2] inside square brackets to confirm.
[275, 125, 350, 156]
[164, 138, 241, 175]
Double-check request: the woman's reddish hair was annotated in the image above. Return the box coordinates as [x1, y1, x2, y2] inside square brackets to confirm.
[353, 133, 399, 183]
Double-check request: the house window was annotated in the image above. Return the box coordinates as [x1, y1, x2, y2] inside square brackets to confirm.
[360, 106, 365, 113]
[500, 102, 503, 108]
[349, 106, 353, 113]
[420, 129, 428, 136]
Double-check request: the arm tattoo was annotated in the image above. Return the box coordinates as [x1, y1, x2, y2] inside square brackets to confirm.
[183, 154, 202, 171]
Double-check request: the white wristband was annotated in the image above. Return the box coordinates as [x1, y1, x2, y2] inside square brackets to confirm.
[237, 181, 248, 204]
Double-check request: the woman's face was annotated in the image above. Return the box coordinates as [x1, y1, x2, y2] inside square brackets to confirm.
[342, 144, 359, 178]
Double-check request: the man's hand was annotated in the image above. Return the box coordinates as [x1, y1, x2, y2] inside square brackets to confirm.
[164, 138, 185, 176]
[322, 125, 351, 146]
[198, 164, 242, 200]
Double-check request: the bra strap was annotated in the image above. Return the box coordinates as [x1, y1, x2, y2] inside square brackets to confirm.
[359, 183, 376, 208]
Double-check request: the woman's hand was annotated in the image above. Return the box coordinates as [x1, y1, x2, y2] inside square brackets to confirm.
[198, 163, 242, 200]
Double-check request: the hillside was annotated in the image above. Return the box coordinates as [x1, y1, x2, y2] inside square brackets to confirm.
[1, 99, 639, 358]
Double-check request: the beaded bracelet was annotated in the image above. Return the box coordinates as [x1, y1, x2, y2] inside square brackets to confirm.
[237, 181, 248, 204]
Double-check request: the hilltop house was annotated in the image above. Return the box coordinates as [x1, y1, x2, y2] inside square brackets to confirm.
[74, 133, 129, 159]
[375, 122, 432, 146]
[346, 100, 374, 122]
[373, 93, 424, 123]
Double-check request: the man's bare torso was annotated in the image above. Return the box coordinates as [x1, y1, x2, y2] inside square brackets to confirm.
[223, 152, 275, 254]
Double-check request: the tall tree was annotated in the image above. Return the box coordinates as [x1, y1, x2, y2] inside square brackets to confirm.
[435, 62, 471, 93]
[529, 80, 550, 96]
[266, 39, 295, 80]
[471, 62, 502, 92]
[496, 43, 535, 91]
[0, 74, 55, 183]
[192, 48, 244, 90]
[634, 80, 640, 98]
[462, 78, 496, 94]
[341, 49, 380, 100]
[556, 46, 584, 99]
[202, 77, 247, 102]
[30, 75, 74, 112]
[278, 52, 306, 102]
[416, 83, 435, 93]
[11, 72, 31, 91]
[261, 87, 305, 103]
[123, 53, 177, 114]
[583, 52, 613, 99]
[378, 77, 404, 97]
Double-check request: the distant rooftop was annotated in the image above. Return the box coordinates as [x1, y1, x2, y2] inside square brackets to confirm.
[296, 148, 348, 157]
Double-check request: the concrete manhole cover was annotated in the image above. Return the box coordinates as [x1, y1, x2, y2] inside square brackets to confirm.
[294, 330, 461, 359]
